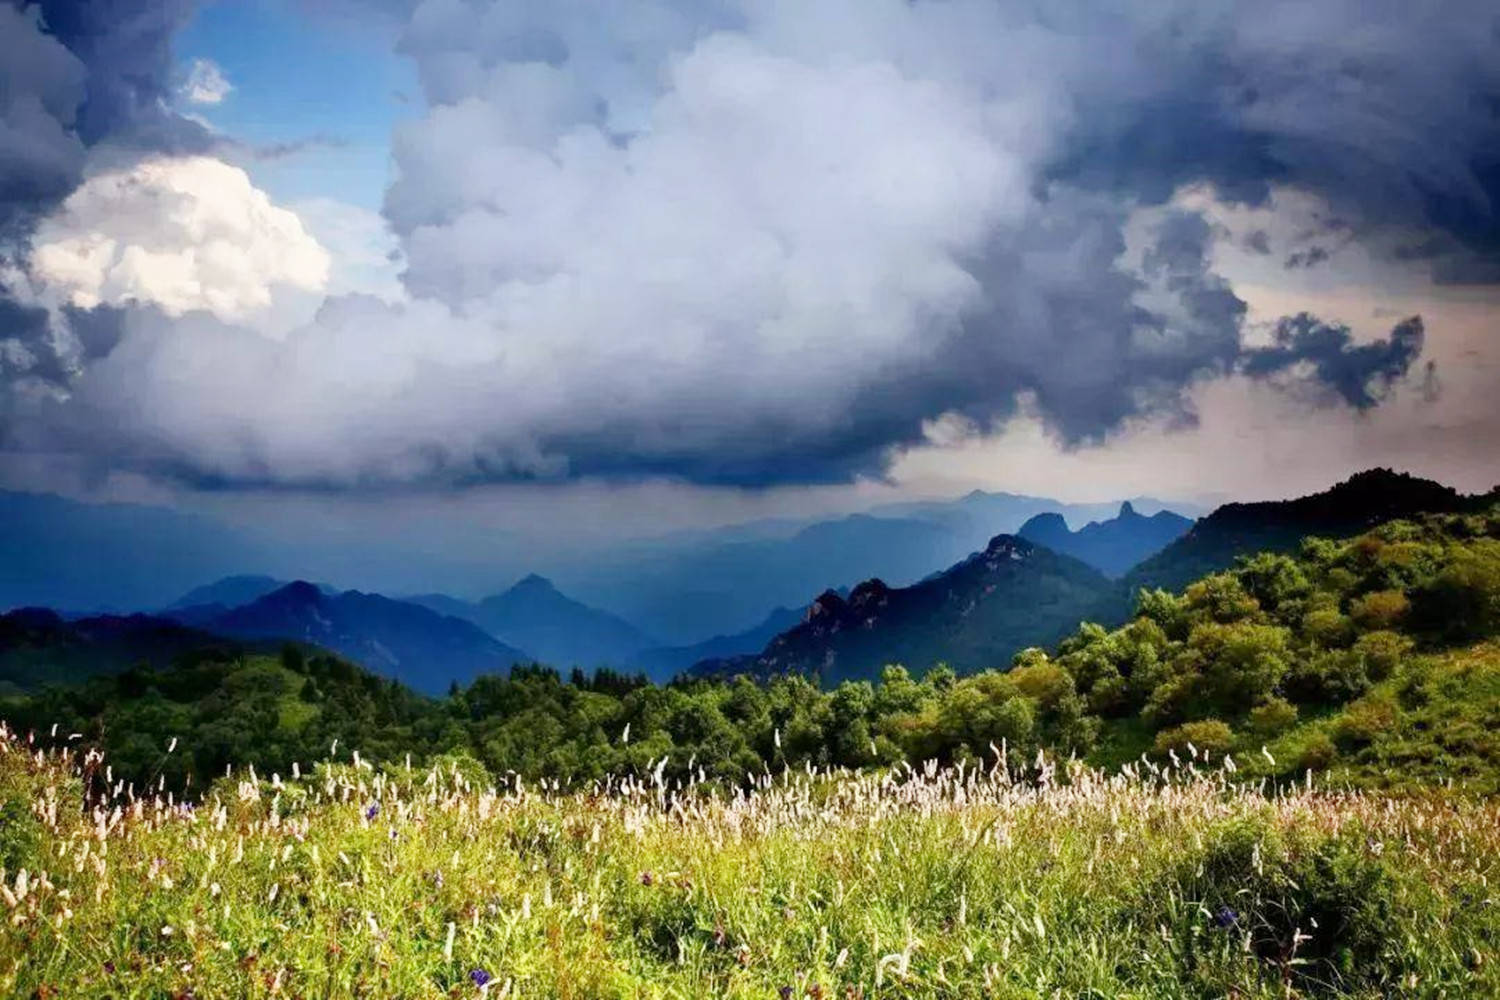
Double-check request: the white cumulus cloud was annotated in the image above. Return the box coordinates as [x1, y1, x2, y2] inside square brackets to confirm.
[29, 156, 330, 323]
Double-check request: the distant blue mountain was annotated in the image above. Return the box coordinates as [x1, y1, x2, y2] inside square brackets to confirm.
[167, 575, 296, 610]
[868, 489, 1204, 533]
[409, 575, 658, 669]
[164, 576, 344, 628]
[628, 604, 804, 682]
[1017, 502, 1195, 577]
[174, 582, 530, 694]
[692, 534, 1113, 685]
[561, 494, 1205, 642]
[563, 513, 973, 644]
[1, 486, 1204, 651]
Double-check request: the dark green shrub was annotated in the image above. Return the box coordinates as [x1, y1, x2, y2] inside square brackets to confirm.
[1176, 822, 1408, 993]
[1301, 605, 1352, 648]
[1293, 731, 1337, 772]
[1153, 719, 1235, 760]
[1286, 649, 1374, 705]
[1411, 542, 1500, 641]
[1248, 697, 1298, 736]
[1350, 589, 1410, 631]
[1351, 629, 1412, 682]
[0, 796, 42, 873]
[1332, 694, 1400, 750]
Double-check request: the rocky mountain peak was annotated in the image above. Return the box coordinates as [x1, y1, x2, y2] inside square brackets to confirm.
[849, 579, 891, 607]
[807, 590, 847, 621]
[511, 573, 558, 594]
[983, 534, 1030, 559]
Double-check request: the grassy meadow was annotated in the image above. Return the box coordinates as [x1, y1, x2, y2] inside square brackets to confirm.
[2, 722, 1497, 999]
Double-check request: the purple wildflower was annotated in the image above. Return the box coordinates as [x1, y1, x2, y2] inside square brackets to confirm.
[1213, 904, 1239, 929]
[779, 987, 794, 1000]
[365, 803, 379, 821]
[469, 968, 492, 988]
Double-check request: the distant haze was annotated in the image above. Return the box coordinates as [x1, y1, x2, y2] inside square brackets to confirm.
[0, 485, 1200, 642]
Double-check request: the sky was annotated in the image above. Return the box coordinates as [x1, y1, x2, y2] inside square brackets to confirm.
[1, 0, 1498, 563]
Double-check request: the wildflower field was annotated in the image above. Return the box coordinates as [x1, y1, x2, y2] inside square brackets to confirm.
[1, 725, 1495, 999]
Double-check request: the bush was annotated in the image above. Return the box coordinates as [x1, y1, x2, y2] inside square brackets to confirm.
[1008, 660, 1075, 707]
[1153, 719, 1235, 760]
[1183, 574, 1262, 624]
[1236, 552, 1311, 618]
[1350, 589, 1410, 631]
[1411, 542, 1500, 641]
[1333, 694, 1400, 750]
[1300, 605, 1352, 647]
[1134, 588, 1190, 638]
[0, 796, 42, 873]
[1181, 823, 1407, 992]
[1188, 621, 1292, 712]
[1351, 629, 1412, 682]
[1286, 649, 1374, 705]
[1248, 697, 1298, 736]
[1292, 730, 1338, 772]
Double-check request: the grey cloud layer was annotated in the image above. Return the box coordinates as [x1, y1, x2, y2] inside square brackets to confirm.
[0, 3, 84, 237]
[0, 0, 206, 409]
[8, 0, 1492, 488]
[1045, 1, 1500, 271]
[0, 0, 206, 234]
[1241, 314, 1426, 410]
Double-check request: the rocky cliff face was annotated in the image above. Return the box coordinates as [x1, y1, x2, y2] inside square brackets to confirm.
[695, 534, 1112, 684]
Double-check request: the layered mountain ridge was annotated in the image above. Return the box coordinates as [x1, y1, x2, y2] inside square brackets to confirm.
[173, 582, 529, 695]
[408, 574, 659, 669]
[694, 534, 1113, 684]
[698, 468, 1498, 687]
[1018, 501, 1194, 577]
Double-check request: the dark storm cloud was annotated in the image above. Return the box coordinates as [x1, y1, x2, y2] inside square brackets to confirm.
[1240, 314, 1426, 410]
[32, 0, 206, 151]
[0, 297, 56, 379]
[1046, 0, 1500, 277]
[1283, 246, 1330, 270]
[0, 2, 85, 238]
[0, 0, 207, 233]
[0, 0, 207, 399]
[3, 0, 1492, 491]
[58, 302, 126, 360]
[335, 1, 1491, 488]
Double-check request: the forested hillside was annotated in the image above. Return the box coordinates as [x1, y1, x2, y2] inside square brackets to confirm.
[6, 506, 1496, 794]
[0, 610, 259, 695]
[695, 534, 1114, 684]
[1124, 468, 1494, 596]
